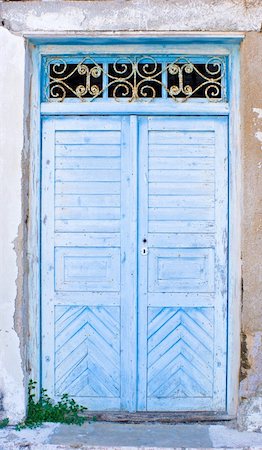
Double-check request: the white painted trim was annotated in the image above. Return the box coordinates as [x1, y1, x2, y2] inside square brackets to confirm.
[226, 45, 242, 416]
[25, 31, 245, 42]
[41, 103, 229, 116]
[27, 38, 242, 415]
[27, 44, 42, 396]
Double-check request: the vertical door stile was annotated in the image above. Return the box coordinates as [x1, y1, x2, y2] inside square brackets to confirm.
[120, 115, 138, 411]
[41, 117, 56, 398]
[213, 116, 228, 409]
[137, 116, 149, 411]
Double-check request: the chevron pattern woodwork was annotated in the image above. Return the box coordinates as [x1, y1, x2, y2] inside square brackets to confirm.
[54, 305, 120, 398]
[147, 307, 214, 399]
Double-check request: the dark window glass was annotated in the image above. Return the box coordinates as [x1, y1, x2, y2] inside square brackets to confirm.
[49, 63, 103, 99]
[108, 63, 162, 99]
[167, 63, 222, 99]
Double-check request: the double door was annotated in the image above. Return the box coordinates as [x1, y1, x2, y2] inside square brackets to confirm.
[41, 115, 228, 411]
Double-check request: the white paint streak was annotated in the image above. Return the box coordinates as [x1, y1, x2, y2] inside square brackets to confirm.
[253, 108, 262, 149]
[253, 107, 262, 119]
[0, 27, 25, 422]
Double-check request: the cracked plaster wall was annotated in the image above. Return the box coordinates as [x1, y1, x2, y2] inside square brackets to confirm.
[0, 0, 262, 429]
[237, 32, 262, 432]
[0, 26, 26, 422]
[0, 0, 262, 33]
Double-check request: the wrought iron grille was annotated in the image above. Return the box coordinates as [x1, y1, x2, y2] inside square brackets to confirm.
[44, 55, 226, 103]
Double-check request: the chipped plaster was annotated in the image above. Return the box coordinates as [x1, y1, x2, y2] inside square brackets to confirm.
[0, 0, 262, 34]
[0, 26, 26, 422]
[253, 108, 262, 148]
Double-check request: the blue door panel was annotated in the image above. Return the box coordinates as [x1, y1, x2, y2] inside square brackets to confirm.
[137, 116, 228, 411]
[42, 116, 136, 410]
[41, 115, 228, 412]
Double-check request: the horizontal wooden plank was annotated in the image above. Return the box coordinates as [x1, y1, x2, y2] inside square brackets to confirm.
[54, 116, 122, 131]
[149, 182, 214, 196]
[55, 220, 120, 233]
[148, 233, 215, 248]
[148, 117, 215, 130]
[54, 291, 120, 306]
[148, 292, 214, 307]
[56, 156, 121, 170]
[56, 181, 120, 195]
[149, 131, 215, 145]
[54, 232, 121, 247]
[149, 144, 215, 157]
[56, 169, 120, 182]
[55, 194, 120, 207]
[56, 206, 120, 221]
[56, 144, 121, 157]
[149, 169, 214, 183]
[149, 158, 214, 170]
[149, 220, 215, 233]
[149, 207, 214, 221]
[149, 195, 214, 208]
[147, 397, 212, 411]
[55, 131, 121, 145]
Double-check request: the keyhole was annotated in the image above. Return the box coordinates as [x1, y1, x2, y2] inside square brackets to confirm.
[142, 248, 146, 255]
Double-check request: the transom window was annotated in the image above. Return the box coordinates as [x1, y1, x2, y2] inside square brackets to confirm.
[43, 55, 227, 103]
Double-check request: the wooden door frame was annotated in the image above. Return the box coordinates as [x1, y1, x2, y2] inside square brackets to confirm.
[26, 34, 243, 417]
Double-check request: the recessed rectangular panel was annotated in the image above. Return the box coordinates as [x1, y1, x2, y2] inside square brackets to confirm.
[55, 247, 120, 291]
[148, 248, 214, 292]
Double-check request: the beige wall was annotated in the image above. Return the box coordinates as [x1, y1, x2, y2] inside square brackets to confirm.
[237, 33, 262, 430]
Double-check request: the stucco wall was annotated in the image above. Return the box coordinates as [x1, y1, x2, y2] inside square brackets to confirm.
[0, 0, 262, 33]
[0, 0, 261, 428]
[237, 32, 262, 431]
[0, 26, 26, 422]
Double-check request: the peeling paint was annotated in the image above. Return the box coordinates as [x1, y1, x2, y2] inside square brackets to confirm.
[253, 107, 262, 119]
[0, 26, 26, 422]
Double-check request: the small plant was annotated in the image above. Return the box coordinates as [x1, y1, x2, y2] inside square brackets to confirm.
[0, 418, 9, 428]
[16, 380, 87, 430]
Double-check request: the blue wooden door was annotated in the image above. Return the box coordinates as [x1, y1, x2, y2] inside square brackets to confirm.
[41, 115, 228, 411]
[137, 116, 228, 411]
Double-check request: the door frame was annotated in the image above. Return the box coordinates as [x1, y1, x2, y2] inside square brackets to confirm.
[26, 34, 243, 416]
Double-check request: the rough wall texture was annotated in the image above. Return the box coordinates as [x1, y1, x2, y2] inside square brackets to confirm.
[0, 26, 26, 422]
[0, 0, 262, 33]
[237, 32, 262, 431]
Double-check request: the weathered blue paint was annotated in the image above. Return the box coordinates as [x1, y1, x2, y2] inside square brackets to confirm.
[137, 116, 228, 411]
[41, 113, 228, 411]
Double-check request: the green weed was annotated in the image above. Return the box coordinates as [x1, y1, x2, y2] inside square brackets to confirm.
[16, 380, 87, 430]
[0, 418, 9, 428]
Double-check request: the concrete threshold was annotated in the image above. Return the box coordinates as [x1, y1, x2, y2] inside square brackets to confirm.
[0, 422, 262, 450]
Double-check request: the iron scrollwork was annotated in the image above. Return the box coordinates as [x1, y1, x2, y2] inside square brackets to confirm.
[45, 55, 226, 103]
